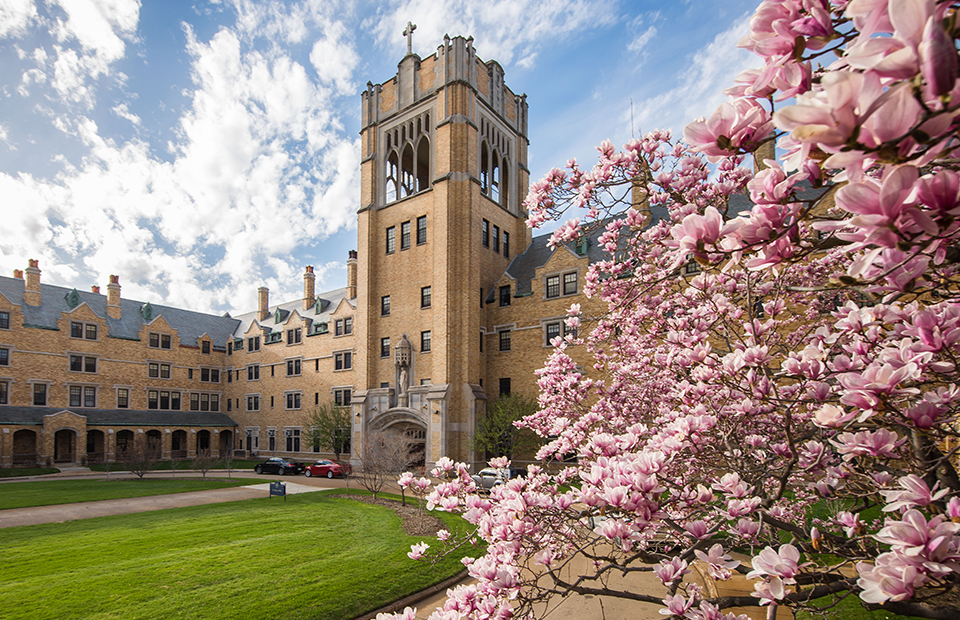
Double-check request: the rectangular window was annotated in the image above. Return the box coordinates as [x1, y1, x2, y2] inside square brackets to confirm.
[0, 347, 8, 366]
[421, 330, 431, 352]
[33, 383, 47, 406]
[344, 317, 352, 334]
[117, 388, 129, 409]
[417, 215, 427, 244]
[71, 322, 83, 338]
[386, 226, 396, 254]
[421, 286, 431, 308]
[499, 377, 511, 396]
[286, 358, 301, 376]
[85, 324, 97, 340]
[148, 390, 180, 410]
[0, 380, 7, 404]
[499, 330, 511, 352]
[286, 392, 302, 410]
[200, 368, 219, 382]
[247, 395, 260, 411]
[503, 231, 509, 258]
[335, 319, 343, 336]
[69, 385, 81, 407]
[401, 220, 411, 250]
[285, 428, 301, 452]
[71, 322, 98, 339]
[493, 225, 500, 253]
[499, 285, 511, 307]
[228, 342, 233, 355]
[201, 340, 210, 354]
[70, 355, 97, 373]
[482, 219, 490, 247]
[188, 368, 194, 380]
[546, 275, 560, 298]
[247, 364, 260, 381]
[84, 386, 96, 408]
[0, 311, 8, 329]
[480, 331, 484, 352]
[149, 333, 171, 348]
[563, 272, 578, 295]
[268, 429, 276, 451]
[334, 388, 352, 406]
[227, 399, 232, 412]
[248, 336, 260, 351]
[381, 295, 391, 316]
[546, 321, 561, 344]
[334, 351, 352, 370]
[381, 337, 390, 358]
[148, 362, 171, 378]
[288, 328, 302, 344]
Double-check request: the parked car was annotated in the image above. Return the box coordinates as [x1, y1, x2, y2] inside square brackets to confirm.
[304, 459, 345, 478]
[471, 466, 527, 490]
[253, 457, 304, 475]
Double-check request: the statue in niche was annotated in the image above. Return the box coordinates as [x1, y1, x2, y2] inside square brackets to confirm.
[395, 333, 412, 407]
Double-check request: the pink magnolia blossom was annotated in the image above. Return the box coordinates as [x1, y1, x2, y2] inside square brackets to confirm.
[746, 544, 801, 583]
[880, 474, 949, 512]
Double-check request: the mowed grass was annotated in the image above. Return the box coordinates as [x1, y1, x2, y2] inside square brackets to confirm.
[0, 491, 474, 620]
[0, 478, 255, 509]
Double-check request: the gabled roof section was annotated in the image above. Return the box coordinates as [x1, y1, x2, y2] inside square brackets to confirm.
[231, 286, 351, 337]
[0, 276, 240, 346]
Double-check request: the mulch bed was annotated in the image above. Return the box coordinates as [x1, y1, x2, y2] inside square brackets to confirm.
[329, 494, 445, 536]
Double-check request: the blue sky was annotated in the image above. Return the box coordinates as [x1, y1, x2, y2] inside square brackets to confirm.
[0, 0, 760, 315]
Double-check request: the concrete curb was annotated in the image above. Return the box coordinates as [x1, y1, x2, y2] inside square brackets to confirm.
[355, 570, 471, 620]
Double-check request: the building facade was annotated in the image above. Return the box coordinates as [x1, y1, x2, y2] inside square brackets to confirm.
[0, 37, 603, 470]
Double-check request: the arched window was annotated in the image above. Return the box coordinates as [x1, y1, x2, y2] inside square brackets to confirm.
[401, 144, 415, 198]
[480, 142, 489, 195]
[491, 149, 500, 203]
[386, 150, 399, 203]
[501, 156, 509, 208]
[416, 137, 430, 192]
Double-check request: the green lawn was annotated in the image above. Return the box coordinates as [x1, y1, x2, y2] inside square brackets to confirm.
[88, 459, 264, 472]
[0, 478, 254, 509]
[0, 467, 58, 478]
[0, 491, 472, 620]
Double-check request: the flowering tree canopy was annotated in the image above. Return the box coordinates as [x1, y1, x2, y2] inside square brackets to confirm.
[384, 1, 960, 619]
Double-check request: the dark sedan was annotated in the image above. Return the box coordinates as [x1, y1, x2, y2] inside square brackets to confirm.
[254, 457, 304, 475]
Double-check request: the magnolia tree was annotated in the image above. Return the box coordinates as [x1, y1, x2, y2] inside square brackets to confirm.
[384, 1, 960, 619]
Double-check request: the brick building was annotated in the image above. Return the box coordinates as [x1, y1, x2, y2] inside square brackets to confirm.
[0, 36, 605, 470]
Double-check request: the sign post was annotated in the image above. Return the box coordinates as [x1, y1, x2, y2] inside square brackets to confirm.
[269, 480, 286, 501]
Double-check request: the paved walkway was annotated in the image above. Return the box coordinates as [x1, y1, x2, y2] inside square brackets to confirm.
[1, 470, 773, 619]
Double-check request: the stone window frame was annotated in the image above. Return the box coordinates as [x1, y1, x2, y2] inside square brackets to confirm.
[0, 379, 9, 405]
[0, 311, 9, 330]
[496, 325, 515, 352]
[380, 337, 391, 358]
[381, 105, 434, 205]
[421, 330, 431, 353]
[147, 388, 182, 411]
[334, 350, 353, 371]
[333, 387, 352, 406]
[386, 226, 396, 254]
[285, 427, 302, 452]
[30, 380, 51, 406]
[248, 336, 261, 352]
[543, 269, 580, 300]
[0, 345, 10, 366]
[68, 383, 98, 408]
[246, 394, 261, 412]
[287, 327, 302, 345]
[69, 353, 99, 374]
[284, 391, 303, 411]
[115, 386, 131, 409]
[148, 332, 172, 349]
[70, 320, 99, 341]
[200, 367, 220, 383]
[148, 361, 172, 379]
[286, 357, 302, 377]
[201, 340, 211, 354]
[246, 364, 260, 381]
[478, 114, 515, 211]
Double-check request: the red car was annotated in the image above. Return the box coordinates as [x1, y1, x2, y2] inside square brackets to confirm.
[304, 459, 346, 478]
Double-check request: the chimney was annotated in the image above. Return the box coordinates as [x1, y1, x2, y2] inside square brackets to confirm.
[13, 269, 23, 279]
[91, 285, 100, 294]
[257, 287, 269, 321]
[23, 259, 41, 306]
[106, 275, 121, 319]
[753, 134, 776, 175]
[303, 266, 316, 311]
[346, 250, 357, 300]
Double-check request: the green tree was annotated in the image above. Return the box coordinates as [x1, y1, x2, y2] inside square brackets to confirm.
[469, 393, 540, 459]
[306, 402, 352, 460]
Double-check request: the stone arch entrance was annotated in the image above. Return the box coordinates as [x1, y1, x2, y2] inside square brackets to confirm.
[171, 430, 187, 459]
[145, 430, 162, 459]
[369, 409, 427, 470]
[12, 429, 37, 466]
[219, 430, 233, 457]
[54, 429, 76, 463]
[86, 430, 105, 464]
[116, 429, 134, 458]
[197, 430, 211, 453]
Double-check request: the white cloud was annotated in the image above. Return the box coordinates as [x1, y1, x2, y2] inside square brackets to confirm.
[309, 20, 358, 96]
[0, 2, 361, 315]
[0, 0, 38, 38]
[631, 11, 756, 138]
[371, 0, 618, 68]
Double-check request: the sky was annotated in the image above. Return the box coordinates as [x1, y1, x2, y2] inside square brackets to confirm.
[0, 0, 761, 316]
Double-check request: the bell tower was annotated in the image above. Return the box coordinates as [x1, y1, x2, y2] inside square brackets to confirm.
[352, 32, 530, 468]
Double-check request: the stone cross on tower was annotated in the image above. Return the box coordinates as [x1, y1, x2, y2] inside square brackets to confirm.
[403, 21, 417, 56]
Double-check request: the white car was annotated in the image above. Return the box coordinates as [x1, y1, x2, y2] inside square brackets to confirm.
[471, 467, 526, 490]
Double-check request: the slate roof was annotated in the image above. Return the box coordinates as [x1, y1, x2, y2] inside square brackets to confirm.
[0, 406, 237, 427]
[230, 286, 354, 338]
[497, 182, 825, 301]
[0, 276, 240, 347]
